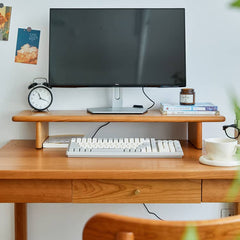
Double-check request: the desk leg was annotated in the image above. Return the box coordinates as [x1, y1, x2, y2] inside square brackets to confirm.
[15, 203, 27, 240]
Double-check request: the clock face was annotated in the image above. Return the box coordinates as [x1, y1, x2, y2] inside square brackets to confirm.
[28, 86, 53, 111]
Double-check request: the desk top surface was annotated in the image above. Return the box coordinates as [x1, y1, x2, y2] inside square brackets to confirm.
[0, 140, 238, 180]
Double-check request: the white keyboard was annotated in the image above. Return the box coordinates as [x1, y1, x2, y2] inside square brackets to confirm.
[66, 138, 183, 158]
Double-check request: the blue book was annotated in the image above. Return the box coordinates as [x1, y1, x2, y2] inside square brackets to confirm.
[160, 102, 218, 111]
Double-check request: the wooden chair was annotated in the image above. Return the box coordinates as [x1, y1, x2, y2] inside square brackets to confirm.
[83, 213, 240, 240]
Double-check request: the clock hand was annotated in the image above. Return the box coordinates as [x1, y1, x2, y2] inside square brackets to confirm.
[37, 92, 47, 102]
[40, 98, 49, 103]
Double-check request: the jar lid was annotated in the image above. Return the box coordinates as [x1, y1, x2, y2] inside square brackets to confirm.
[180, 88, 195, 93]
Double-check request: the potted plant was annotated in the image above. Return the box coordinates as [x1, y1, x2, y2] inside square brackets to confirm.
[231, 0, 240, 7]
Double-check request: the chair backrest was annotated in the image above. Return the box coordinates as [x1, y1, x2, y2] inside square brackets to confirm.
[83, 213, 240, 240]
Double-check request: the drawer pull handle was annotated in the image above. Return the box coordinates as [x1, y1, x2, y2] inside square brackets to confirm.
[134, 189, 141, 195]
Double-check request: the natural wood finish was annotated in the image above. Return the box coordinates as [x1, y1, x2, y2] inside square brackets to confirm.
[0, 138, 239, 239]
[12, 110, 225, 149]
[0, 180, 72, 203]
[12, 110, 225, 123]
[35, 121, 49, 149]
[238, 203, 240, 215]
[15, 203, 27, 240]
[72, 179, 201, 203]
[235, 203, 240, 215]
[0, 140, 239, 180]
[188, 122, 203, 149]
[83, 213, 240, 240]
[116, 232, 134, 240]
[202, 180, 240, 202]
[12, 110, 225, 153]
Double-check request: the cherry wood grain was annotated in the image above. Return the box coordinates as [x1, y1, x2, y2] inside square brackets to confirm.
[236, 203, 240, 215]
[116, 232, 134, 240]
[188, 122, 202, 149]
[35, 122, 48, 149]
[0, 139, 238, 240]
[202, 180, 240, 203]
[12, 110, 225, 149]
[83, 213, 240, 240]
[0, 180, 72, 202]
[72, 179, 201, 203]
[0, 137, 237, 240]
[15, 203, 27, 240]
[0, 140, 238, 180]
[12, 110, 225, 123]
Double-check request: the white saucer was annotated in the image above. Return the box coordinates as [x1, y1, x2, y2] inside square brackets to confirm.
[199, 155, 240, 167]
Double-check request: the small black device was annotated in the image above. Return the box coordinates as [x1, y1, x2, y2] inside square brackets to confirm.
[133, 105, 144, 108]
[28, 78, 53, 111]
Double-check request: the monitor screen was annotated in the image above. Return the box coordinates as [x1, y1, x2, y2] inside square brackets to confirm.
[49, 8, 186, 88]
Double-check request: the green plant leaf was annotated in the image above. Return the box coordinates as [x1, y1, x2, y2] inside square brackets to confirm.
[230, 94, 240, 121]
[234, 102, 240, 122]
[225, 167, 240, 201]
[182, 225, 199, 240]
[231, 0, 240, 7]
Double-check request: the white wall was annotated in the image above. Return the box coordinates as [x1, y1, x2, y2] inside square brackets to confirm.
[0, 0, 240, 239]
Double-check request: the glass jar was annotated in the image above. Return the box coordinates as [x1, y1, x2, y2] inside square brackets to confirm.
[180, 88, 195, 105]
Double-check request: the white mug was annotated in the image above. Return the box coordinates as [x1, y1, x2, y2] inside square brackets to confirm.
[204, 138, 240, 161]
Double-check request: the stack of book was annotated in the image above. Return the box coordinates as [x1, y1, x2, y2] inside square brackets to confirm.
[160, 102, 219, 115]
[43, 135, 84, 148]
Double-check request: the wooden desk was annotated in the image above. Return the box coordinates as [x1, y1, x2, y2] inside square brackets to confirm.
[0, 140, 240, 240]
[10, 110, 228, 239]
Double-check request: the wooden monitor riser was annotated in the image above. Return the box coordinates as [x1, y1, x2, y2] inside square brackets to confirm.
[12, 110, 225, 149]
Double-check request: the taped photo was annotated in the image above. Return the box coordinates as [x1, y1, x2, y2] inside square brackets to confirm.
[0, 6, 12, 41]
[15, 28, 41, 65]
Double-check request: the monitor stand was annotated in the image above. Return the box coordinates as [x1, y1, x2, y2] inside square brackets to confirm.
[87, 88, 148, 114]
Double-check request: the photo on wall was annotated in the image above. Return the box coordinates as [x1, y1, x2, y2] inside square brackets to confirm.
[15, 28, 40, 65]
[0, 6, 12, 41]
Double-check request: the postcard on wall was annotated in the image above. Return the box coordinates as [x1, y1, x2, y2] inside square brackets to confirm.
[15, 28, 41, 65]
[0, 6, 12, 41]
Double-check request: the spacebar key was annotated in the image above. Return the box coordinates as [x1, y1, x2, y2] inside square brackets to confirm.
[91, 148, 124, 152]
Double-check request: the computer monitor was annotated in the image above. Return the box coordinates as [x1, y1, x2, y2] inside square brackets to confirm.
[49, 8, 186, 114]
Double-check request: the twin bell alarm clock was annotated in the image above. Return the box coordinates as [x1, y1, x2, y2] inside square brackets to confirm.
[28, 78, 53, 111]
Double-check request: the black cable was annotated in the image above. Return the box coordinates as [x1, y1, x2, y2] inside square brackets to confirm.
[142, 87, 155, 110]
[91, 122, 110, 138]
[143, 203, 164, 220]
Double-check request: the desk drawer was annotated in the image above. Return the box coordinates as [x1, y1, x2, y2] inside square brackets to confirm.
[0, 180, 72, 203]
[202, 180, 240, 202]
[72, 179, 201, 203]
